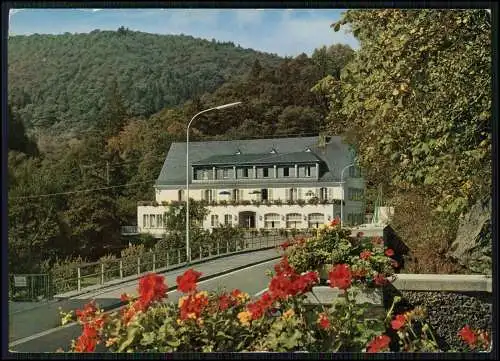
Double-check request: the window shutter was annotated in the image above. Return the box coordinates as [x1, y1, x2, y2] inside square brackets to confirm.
[328, 188, 333, 200]
[298, 188, 302, 200]
[268, 188, 273, 200]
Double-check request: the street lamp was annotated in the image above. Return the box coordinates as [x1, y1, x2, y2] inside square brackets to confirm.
[186, 102, 241, 264]
[340, 163, 355, 227]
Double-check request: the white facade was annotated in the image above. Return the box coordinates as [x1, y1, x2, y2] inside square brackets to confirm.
[138, 183, 364, 237]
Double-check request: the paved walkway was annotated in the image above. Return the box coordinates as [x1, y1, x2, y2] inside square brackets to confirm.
[9, 248, 281, 344]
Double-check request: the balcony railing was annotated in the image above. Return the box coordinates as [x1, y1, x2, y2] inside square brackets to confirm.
[121, 226, 139, 235]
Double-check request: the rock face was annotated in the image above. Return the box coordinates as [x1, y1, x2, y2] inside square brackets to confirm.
[447, 197, 492, 274]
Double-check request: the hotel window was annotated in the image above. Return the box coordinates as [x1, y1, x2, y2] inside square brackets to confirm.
[202, 170, 208, 180]
[283, 167, 289, 177]
[150, 215, 156, 228]
[306, 166, 311, 177]
[348, 188, 364, 201]
[263, 168, 269, 177]
[243, 168, 249, 178]
[223, 168, 229, 178]
[156, 214, 163, 228]
[211, 215, 219, 227]
[143, 215, 149, 228]
[224, 214, 232, 226]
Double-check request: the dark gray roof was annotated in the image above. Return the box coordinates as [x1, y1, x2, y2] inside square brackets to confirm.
[192, 151, 321, 166]
[155, 136, 357, 187]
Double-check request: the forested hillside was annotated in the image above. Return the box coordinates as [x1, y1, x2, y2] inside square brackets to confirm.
[8, 28, 354, 274]
[8, 28, 282, 135]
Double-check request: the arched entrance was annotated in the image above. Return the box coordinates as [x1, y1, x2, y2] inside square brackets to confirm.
[239, 211, 256, 229]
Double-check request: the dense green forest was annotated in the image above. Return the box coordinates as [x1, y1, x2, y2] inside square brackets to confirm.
[7, 28, 354, 273]
[8, 28, 283, 136]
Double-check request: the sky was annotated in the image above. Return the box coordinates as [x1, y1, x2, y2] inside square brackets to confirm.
[8, 8, 359, 57]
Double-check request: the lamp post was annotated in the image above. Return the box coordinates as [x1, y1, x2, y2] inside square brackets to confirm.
[186, 102, 241, 264]
[340, 163, 355, 227]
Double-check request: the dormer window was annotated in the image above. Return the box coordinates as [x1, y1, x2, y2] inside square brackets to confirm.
[305, 147, 311, 152]
[263, 168, 269, 177]
[235, 149, 241, 155]
[270, 148, 277, 154]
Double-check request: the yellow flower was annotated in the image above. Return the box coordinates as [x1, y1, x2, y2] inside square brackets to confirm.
[197, 318, 204, 326]
[187, 312, 197, 319]
[282, 309, 295, 319]
[237, 311, 252, 326]
[176, 318, 183, 325]
[236, 292, 250, 303]
[196, 291, 208, 299]
[178, 296, 187, 308]
[105, 337, 118, 347]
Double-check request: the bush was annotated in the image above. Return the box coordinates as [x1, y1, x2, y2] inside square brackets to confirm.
[43, 256, 87, 294]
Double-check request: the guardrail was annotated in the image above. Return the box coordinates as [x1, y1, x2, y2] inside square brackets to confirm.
[50, 231, 314, 297]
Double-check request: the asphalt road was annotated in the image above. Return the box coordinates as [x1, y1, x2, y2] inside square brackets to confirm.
[9, 249, 280, 353]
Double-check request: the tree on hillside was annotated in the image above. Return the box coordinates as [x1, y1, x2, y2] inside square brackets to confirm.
[324, 9, 491, 217]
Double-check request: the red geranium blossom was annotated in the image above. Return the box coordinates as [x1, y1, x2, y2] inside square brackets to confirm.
[274, 256, 294, 277]
[231, 289, 242, 298]
[330, 216, 340, 227]
[328, 264, 352, 290]
[218, 294, 232, 311]
[178, 292, 209, 320]
[176, 268, 202, 293]
[279, 240, 293, 250]
[352, 268, 368, 279]
[120, 293, 130, 302]
[385, 248, 395, 257]
[76, 301, 98, 322]
[318, 313, 330, 330]
[138, 273, 167, 308]
[459, 325, 477, 348]
[391, 314, 406, 330]
[360, 250, 372, 260]
[74, 333, 97, 352]
[373, 273, 388, 286]
[366, 334, 391, 353]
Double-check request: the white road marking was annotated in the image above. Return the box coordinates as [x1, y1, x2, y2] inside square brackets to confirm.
[254, 288, 269, 297]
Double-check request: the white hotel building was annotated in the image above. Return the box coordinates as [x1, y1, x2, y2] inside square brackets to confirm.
[131, 136, 365, 238]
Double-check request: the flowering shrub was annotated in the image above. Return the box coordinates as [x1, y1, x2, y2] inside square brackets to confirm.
[458, 325, 491, 351]
[64, 221, 484, 353]
[284, 218, 395, 288]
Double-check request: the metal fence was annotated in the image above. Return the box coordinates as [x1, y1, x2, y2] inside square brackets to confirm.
[9, 274, 51, 302]
[48, 230, 316, 297]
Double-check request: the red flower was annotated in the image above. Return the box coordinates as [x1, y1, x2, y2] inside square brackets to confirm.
[138, 273, 167, 308]
[74, 333, 97, 352]
[120, 293, 130, 302]
[75, 301, 98, 322]
[367, 334, 391, 353]
[385, 248, 395, 257]
[391, 314, 406, 330]
[330, 216, 340, 227]
[247, 300, 266, 320]
[360, 250, 372, 260]
[274, 256, 294, 277]
[176, 268, 202, 293]
[328, 264, 352, 290]
[373, 273, 388, 286]
[231, 289, 242, 298]
[459, 325, 477, 348]
[218, 294, 231, 311]
[82, 323, 97, 338]
[318, 313, 331, 330]
[279, 240, 293, 250]
[178, 292, 209, 320]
